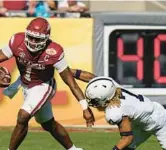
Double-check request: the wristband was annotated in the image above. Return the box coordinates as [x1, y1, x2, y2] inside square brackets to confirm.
[79, 99, 88, 110]
[120, 131, 133, 136]
[74, 69, 82, 79]
[112, 146, 120, 150]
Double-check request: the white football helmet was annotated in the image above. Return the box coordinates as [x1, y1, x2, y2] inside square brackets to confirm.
[85, 77, 116, 107]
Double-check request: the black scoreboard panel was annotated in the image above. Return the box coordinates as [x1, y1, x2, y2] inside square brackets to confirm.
[108, 29, 166, 88]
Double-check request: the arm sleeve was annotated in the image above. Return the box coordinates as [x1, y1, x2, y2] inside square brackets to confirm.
[105, 107, 123, 125]
[1, 45, 13, 58]
[1, 34, 16, 58]
[53, 52, 68, 73]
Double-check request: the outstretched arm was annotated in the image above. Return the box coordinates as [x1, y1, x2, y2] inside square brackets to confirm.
[71, 69, 96, 83]
[113, 116, 133, 150]
[60, 67, 86, 101]
[59, 67, 95, 127]
[0, 49, 9, 62]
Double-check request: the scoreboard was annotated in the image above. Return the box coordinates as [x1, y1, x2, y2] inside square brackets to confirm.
[104, 25, 166, 88]
[93, 13, 166, 100]
[103, 25, 166, 96]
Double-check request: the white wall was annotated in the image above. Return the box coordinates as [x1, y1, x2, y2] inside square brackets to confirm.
[89, 1, 146, 12]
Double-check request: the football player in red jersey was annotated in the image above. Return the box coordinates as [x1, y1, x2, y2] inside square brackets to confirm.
[0, 17, 95, 150]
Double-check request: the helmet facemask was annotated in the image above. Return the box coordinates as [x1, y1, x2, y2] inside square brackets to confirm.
[87, 97, 111, 108]
[87, 88, 122, 108]
[25, 30, 49, 53]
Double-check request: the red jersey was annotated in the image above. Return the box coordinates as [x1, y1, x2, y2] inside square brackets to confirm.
[2, 32, 68, 87]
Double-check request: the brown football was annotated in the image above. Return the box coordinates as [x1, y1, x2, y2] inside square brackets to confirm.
[0, 66, 11, 87]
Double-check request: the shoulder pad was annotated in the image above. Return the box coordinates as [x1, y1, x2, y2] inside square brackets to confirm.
[105, 106, 123, 125]
[46, 41, 63, 57]
[9, 32, 24, 50]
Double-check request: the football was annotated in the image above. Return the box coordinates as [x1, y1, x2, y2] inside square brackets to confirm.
[0, 66, 11, 87]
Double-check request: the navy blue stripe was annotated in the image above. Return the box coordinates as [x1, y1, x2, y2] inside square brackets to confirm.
[75, 69, 82, 79]
[120, 131, 133, 136]
[121, 89, 144, 102]
[86, 77, 113, 90]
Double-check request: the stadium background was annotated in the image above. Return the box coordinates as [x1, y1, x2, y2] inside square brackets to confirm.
[0, 18, 104, 127]
[1, 0, 166, 127]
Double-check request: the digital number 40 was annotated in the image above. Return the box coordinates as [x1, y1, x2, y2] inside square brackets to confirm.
[117, 34, 166, 84]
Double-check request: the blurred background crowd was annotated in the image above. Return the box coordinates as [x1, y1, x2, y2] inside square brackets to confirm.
[0, 0, 91, 18]
[1, 1, 166, 18]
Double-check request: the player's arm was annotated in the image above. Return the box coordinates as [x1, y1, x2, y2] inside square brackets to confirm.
[113, 116, 133, 150]
[0, 35, 14, 62]
[59, 67, 95, 127]
[60, 67, 87, 102]
[53, 50, 95, 127]
[0, 49, 10, 62]
[70, 69, 96, 83]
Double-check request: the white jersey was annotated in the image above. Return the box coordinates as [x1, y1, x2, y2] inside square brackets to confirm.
[105, 79, 166, 131]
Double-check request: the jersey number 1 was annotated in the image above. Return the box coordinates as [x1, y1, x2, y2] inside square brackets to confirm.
[24, 67, 32, 82]
[120, 89, 144, 102]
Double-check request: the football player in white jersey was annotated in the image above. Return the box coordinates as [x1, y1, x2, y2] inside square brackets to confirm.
[85, 76, 166, 150]
[63, 70, 166, 150]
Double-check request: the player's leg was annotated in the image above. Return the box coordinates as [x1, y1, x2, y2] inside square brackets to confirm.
[9, 79, 56, 150]
[127, 125, 151, 149]
[35, 101, 83, 150]
[41, 118, 74, 149]
[154, 124, 166, 149]
[9, 109, 31, 150]
[9, 82, 33, 150]
[41, 119, 83, 150]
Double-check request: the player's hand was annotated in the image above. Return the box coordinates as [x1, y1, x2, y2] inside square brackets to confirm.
[83, 107, 95, 127]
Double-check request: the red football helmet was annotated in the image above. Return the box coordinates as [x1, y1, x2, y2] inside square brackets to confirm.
[25, 17, 51, 52]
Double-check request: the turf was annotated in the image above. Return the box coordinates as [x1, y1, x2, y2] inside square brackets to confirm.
[0, 130, 161, 150]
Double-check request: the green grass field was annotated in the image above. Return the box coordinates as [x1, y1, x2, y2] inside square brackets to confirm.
[0, 130, 161, 150]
